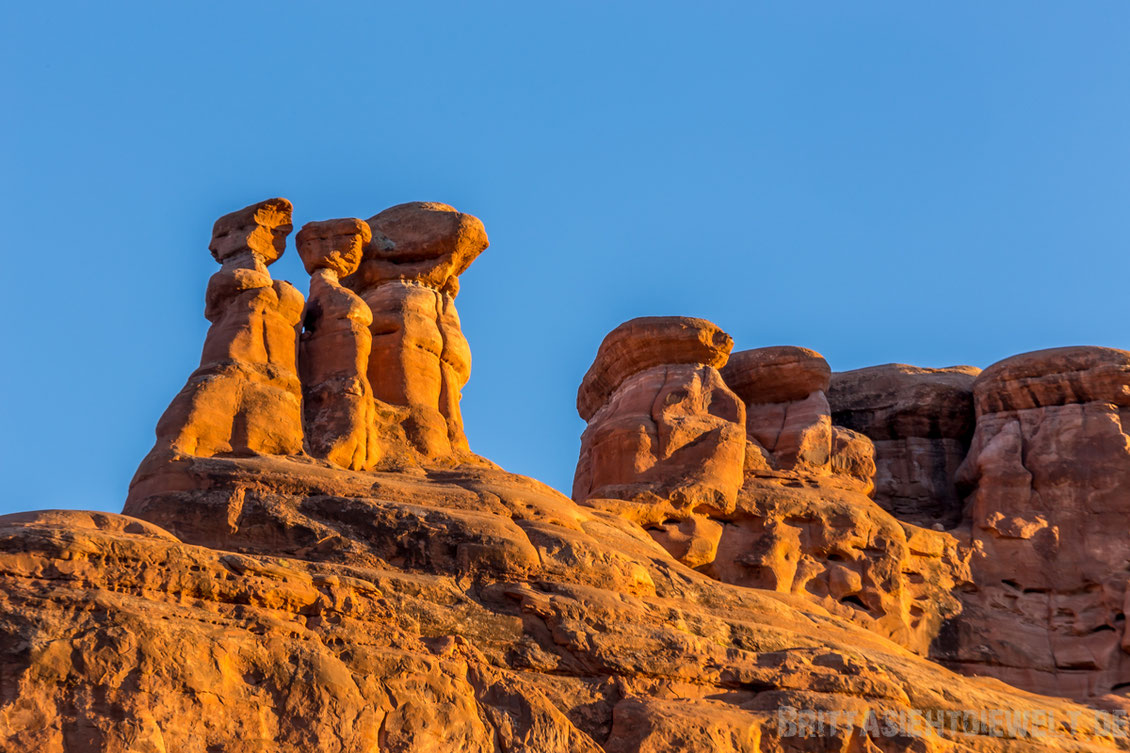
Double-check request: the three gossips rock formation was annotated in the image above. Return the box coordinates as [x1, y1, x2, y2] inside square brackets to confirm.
[2, 198, 1130, 752]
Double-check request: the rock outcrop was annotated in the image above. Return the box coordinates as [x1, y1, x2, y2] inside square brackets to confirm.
[829, 364, 980, 527]
[935, 347, 1130, 700]
[128, 200, 491, 515]
[3, 471, 1121, 752]
[342, 202, 488, 459]
[6, 200, 1130, 751]
[572, 317, 746, 515]
[296, 217, 381, 470]
[575, 340, 970, 656]
[148, 198, 306, 459]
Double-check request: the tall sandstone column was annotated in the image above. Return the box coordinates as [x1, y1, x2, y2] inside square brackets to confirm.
[342, 202, 488, 459]
[152, 198, 305, 458]
[296, 217, 381, 470]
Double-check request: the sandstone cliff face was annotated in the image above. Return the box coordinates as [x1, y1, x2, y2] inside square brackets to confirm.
[4, 201, 1130, 752]
[935, 347, 1130, 700]
[828, 364, 980, 527]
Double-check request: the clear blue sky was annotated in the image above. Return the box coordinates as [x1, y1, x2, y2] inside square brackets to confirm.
[2, 3, 1127, 514]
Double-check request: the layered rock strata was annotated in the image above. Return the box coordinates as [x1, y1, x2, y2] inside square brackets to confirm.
[572, 316, 747, 515]
[828, 364, 980, 527]
[5, 201, 1130, 750]
[3, 472, 1120, 752]
[129, 199, 490, 515]
[935, 347, 1130, 699]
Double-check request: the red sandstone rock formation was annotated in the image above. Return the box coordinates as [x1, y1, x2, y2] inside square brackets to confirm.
[572, 317, 747, 515]
[149, 198, 305, 459]
[829, 364, 980, 527]
[935, 347, 1130, 701]
[342, 202, 488, 459]
[6, 201, 1130, 751]
[296, 217, 381, 470]
[574, 339, 970, 656]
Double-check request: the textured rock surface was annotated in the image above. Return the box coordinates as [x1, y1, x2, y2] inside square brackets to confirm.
[577, 342, 970, 657]
[5, 201, 1130, 750]
[829, 364, 980, 526]
[722, 347, 838, 477]
[297, 218, 381, 470]
[4, 474, 1122, 752]
[572, 317, 746, 513]
[343, 202, 489, 459]
[935, 347, 1130, 700]
[148, 198, 305, 460]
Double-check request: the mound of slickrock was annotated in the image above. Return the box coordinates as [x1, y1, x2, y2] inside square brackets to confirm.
[2, 201, 1130, 752]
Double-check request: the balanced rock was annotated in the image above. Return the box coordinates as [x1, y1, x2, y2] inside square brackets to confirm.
[346, 201, 489, 296]
[297, 218, 381, 470]
[343, 202, 488, 459]
[145, 198, 305, 461]
[937, 346, 1130, 698]
[572, 317, 746, 513]
[828, 364, 979, 526]
[720, 346, 831, 406]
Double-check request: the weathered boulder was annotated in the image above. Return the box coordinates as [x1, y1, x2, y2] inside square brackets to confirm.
[572, 317, 746, 514]
[937, 347, 1130, 698]
[709, 347, 966, 654]
[343, 202, 488, 459]
[829, 364, 980, 526]
[146, 198, 305, 459]
[297, 217, 382, 470]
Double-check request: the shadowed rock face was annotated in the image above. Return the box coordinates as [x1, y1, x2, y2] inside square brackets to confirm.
[828, 364, 980, 527]
[935, 347, 1130, 699]
[6, 201, 1130, 751]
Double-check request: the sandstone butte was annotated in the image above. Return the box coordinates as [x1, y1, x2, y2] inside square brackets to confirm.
[5, 202, 1130, 753]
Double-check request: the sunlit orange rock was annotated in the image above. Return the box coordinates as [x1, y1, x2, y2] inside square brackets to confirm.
[574, 335, 967, 655]
[343, 202, 488, 458]
[297, 217, 382, 470]
[11, 201, 1130, 750]
[722, 347, 837, 476]
[147, 198, 304, 459]
[572, 317, 746, 513]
